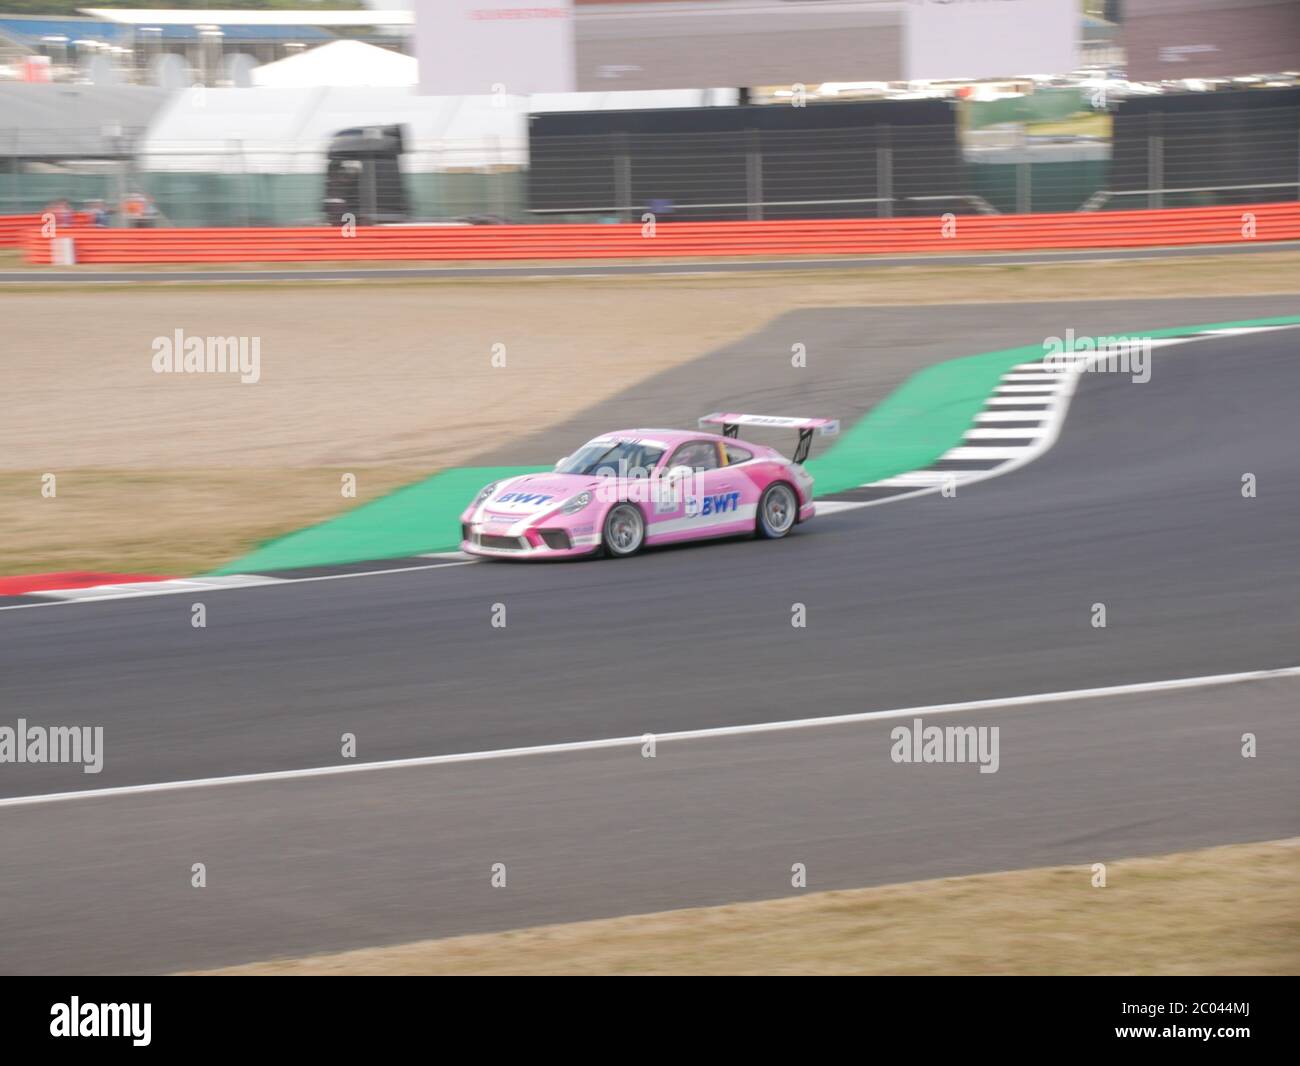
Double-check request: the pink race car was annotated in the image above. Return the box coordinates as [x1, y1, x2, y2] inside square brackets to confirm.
[460, 412, 839, 559]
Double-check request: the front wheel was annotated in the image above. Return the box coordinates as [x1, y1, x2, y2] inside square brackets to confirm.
[602, 503, 645, 558]
[756, 482, 798, 539]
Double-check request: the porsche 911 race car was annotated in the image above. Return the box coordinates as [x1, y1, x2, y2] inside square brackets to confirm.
[460, 412, 839, 559]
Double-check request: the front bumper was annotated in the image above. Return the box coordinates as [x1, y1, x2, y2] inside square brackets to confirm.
[461, 521, 599, 559]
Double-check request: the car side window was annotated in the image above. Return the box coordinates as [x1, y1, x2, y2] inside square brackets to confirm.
[668, 441, 720, 472]
[629, 446, 663, 476]
[725, 445, 753, 465]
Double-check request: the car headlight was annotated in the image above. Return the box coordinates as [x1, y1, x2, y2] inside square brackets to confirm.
[475, 482, 497, 506]
[560, 491, 592, 515]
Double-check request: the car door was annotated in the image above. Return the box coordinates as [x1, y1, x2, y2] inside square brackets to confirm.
[647, 440, 747, 543]
[693, 442, 754, 536]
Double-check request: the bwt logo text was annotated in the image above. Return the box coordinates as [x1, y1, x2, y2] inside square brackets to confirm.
[496, 492, 553, 506]
[688, 491, 741, 517]
[51, 998, 151, 1046]
[152, 329, 261, 384]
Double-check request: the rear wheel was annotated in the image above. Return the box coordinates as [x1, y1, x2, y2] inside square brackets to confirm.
[756, 482, 798, 539]
[602, 503, 645, 558]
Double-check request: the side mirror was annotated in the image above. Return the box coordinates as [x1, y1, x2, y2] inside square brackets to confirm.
[554, 456, 567, 470]
[666, 465, 693, 482]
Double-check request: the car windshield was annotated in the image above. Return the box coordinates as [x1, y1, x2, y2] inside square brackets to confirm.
[556, 440, 664, 477]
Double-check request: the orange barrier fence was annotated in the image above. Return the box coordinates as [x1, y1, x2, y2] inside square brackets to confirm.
[14, 202, 1300, 264]
[0, 214, 42, 248]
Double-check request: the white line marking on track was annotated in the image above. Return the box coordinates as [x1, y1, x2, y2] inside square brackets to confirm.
[10, 244, 1296, 287]
[975, 411, 1048, 422]
[3, 666, 1296, 809]
[36, 575, 290, 601]
[964, 428, 1043, 439]
[941, 445, 1034, 460]
[0, 559, 479, 612]
[1200, 326, 1295, 335]
[815, 499, 883, 513]
[868, 471, 955, 487]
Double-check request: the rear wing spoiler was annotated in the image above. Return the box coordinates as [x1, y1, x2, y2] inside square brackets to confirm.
[699, 412, 840, 464]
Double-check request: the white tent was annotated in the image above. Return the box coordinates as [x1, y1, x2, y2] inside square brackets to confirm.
[251, 40, 417, 89]
[138, 86, 738, 172]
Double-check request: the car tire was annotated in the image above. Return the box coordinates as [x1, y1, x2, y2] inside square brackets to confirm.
[756, 482, 798, 539]
[602, 503, 645, 558]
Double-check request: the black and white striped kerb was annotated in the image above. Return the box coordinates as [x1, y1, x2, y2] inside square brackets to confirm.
[818, 326, 1289, 510]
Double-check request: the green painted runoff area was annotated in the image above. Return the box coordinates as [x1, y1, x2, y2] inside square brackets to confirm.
[215, 315, 1300, 573]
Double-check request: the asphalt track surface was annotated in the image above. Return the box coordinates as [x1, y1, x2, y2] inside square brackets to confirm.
[0, 239, 1295, 285]
[1, 304, 1297, 972]
[472, 294, 1300, 467]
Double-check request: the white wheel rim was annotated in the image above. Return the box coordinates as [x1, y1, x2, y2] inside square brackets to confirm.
[764, 485, 796, 533]
[608, 506, 643, 552]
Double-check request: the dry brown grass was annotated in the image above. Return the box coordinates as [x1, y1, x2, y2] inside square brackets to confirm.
[0, 467, 424, 575]
[196, 837, 1300, 976]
